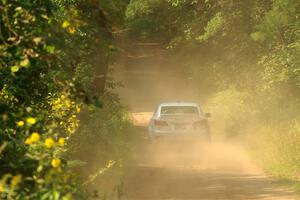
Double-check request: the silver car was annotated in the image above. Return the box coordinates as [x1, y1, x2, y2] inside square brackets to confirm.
[148, 102, 211, 140]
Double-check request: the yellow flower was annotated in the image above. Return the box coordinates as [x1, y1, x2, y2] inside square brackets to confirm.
[65, 99, 71, 108]
[45, 138, 55, 148]
[67, 126, 75, 134]
[10, 175, 22, 187]
[68, 26, 76, 34]
[0, 183, 3, 193]
[30, 132, 40, 142]
[51, 158, 61, 168]
[17, 121, 24, 127]
[26, 117, 37, 125]
[62, 20, 70, 28]
[58, 138, 65, 147]
[25, 138, 33, 145]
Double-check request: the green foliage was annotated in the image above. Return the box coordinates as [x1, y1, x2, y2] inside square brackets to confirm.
[254, 0, 299, 45]
[196, 12, 224, 42]
[0, 0, 131, 199]
[126, 0, 199, 40]
[0, 0, 86, 198]
[69, 93, 135, 197]
[206, 88, 255, 138]
[126, 0, 154, 19]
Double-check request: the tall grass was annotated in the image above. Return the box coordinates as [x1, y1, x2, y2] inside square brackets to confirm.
[207, 88, 300, 188]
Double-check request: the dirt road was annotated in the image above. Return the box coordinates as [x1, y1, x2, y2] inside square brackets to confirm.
[121, 126, 297, 200]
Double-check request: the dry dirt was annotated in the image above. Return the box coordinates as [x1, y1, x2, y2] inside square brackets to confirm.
[120, 113, 298, 200]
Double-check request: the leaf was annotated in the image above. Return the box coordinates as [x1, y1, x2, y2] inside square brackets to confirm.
[41, 192, 51, 200]
[11, 65, 19, 73]
[7, 37, 17, 42]
[53, 190, 60, 200]
[33, 37, 42, 44]
[41, 14, 49, 20]
[196, 12, 224, 42]
[20, 58, 30, 68]
[45, 45, 55, 53]
[15, 7, 22, 11]
[0, 142, 7, 155]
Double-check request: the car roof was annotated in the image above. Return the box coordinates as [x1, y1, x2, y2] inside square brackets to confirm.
[158, 101, 200, 107]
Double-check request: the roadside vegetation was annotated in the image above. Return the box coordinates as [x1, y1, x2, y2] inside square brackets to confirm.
[125, 0, 300, 189]
[0, 0, 131, 199]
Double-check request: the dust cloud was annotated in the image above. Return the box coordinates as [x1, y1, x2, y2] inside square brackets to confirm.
[121, 115, 297, 200]
[113, 42, 298, 200]
[130, 112, 259, 174]
[138, 140, 259, 174]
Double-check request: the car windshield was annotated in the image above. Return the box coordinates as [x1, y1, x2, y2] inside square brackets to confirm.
[160, 106, 199, 116]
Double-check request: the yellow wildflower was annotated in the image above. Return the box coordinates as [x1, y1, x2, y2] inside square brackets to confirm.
[67, 126, 75, 134]
[25, 138, 33, 145]
[51, 158, 61, 168]
[30, 132, 40, 142]
[0, 183, 3, 193]
[10, 175, 22, 187]
[58, 138, 65, 147]
[68, 26, 76, 34]
[45, 138, 55, 148]
[17, 121, 24, 127]
[26, 117, 37, 125]
[54, 98, 61, 105]
[65, 99, 71, 108]
[62, 20, 70, 28]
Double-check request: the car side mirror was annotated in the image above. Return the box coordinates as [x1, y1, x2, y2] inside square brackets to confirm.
[204, 113, 211, 118]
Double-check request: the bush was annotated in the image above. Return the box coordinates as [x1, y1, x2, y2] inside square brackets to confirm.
[206, 87, 256, 139]
[0, 0, 128, 199]
[69, 92, 135, 198]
